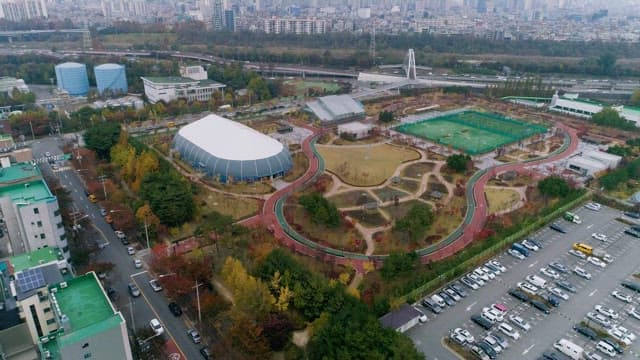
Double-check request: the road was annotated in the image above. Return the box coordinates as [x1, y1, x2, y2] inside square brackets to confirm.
[32, 136, 204, 360]
[407, 205, 640, 359]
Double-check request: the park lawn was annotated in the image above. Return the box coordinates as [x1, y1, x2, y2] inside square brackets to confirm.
[206, 180, 274, 195]
[372, 187, 410, 203]
[317, 144, 420, 186]
[423, 195, 467, 244]
[332, 135, 386, 146]
[485, 187, 521, 214]
[345, 209, 388, 228]
[401, 162, 436, 179]
[283, 152, 309, 182]
[286, 203, 365, 253]
[196, 187, 261, 220]
[328, 190, 376, 208]
[391, 178, 420, 194]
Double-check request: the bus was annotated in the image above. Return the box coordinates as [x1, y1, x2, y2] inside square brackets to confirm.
[572, 243, 593, 256]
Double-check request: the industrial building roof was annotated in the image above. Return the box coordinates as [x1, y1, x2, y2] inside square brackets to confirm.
[568, 156, 607, 171]
[176, 114, 285, 161]
[338, 121, 373, 133]
[583, 150, 622, 163]
[10, 247, 64, 273]
[307, 95, 365, 122]
[550, 97, 602, 114]
[378, 304, 422, 331]
[142, 76, 199, 84]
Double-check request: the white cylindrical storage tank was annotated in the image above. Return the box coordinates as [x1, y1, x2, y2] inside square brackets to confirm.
[54, 62, 89, 96]
[94, 63, 128, 95]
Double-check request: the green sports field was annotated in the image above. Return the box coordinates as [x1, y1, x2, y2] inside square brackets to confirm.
[395, 110, 547, 155]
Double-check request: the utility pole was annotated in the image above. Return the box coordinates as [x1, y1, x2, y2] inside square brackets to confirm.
[195, 280, 202, 323]
[143, 215, 150, 250]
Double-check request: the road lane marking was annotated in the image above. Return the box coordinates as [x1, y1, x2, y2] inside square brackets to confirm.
[522, 343, 535, 355]
[528, 260, 539, 268]
[131, 276, 187, 360]
[587, 224, 594, 229]
[131, 270, 148, 277]
[589, 289, 598, 297]
[91, 223, 110, 248]
[466, 301, 477, 312]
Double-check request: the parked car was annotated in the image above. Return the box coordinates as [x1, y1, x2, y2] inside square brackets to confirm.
[601, 338, 624, 354]
[469, 273, 486, 286]
[477, 341, 497, 359]
[508, 288, 530, 302]
[549, 287, 570, 301]
[460, 276, 480, 290]
[549, 223, 567, 233]
[450, 332, 467, 345]
[438, 291, 456, 306]
[613, 325, 636, 341]
[624, 211, 640, 219]
[568, 249, 587, 259]
[587, 256, 607, 268]
[444, 287, 461, 301]
[471, 314, 494, 330]
[622, 280, 640, 293]
[508, 315, 531, 331]
[549, 261, 568, 273]
[508, 249, 525, 260]
[517, 281, 538, 295]
[149, 279, 163, 292]
[587, 312, 611, 328]
[107, 287, 118, 301]
[488, 260, 506, 272]
[452, 328, 475, 343]
[584, 351, 603, 360]
[628, 307, 640, 320]
[544, 294, 560, 307]
[168, 302, 183, 316]
[522, 239, 540, 251]
[422, 298, 442, 314]
[595, 305, 619, 319]
[592, 233, 607, 242]
[530, 300, 551, 314]
[127, 246, 135, 255]
[487, 333, 509, 350]
[573, 324, 599, 340]
[134, 258, 143, 269]
[199, 347, 211, 359]
[542, 351, 563, 360]
[555, 280, 577, 293]
[585, 202, 601, 211]
[414, 307, 428, 323]
[484, 262, 503, 275]
[540, 267, 560, 279]
[573, 266, 592, 280]
[450, 282, 468, 297]
[498, 322, 521, 340]
[611, 290, 632, 303]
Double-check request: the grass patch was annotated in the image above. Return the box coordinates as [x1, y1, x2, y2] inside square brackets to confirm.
[401, 162, 436, 179]
[195, 187, 261, 220]
[424, 195, 466, 243]
[443, 338, 475, 360]
[206, 180, 275, 195]
[345, 209, 388, 228]
[283, 80, 341, 95]
[372, 187, 410, 203]
[391, 178, 420, 193]
[285, 202, 365, 253]
[328, 190, 376, 208]
[381, 200, 422, 221]
[332, 135, 386, 145]
[485, 187, 521, 214]
[317, 143, 420, 186]
[283, 152, 309, 182]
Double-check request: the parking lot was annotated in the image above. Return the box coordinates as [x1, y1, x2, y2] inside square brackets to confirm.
[407, 205, 640, 359]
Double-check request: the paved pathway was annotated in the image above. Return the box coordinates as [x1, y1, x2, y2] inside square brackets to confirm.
[253, 122, 579, 273]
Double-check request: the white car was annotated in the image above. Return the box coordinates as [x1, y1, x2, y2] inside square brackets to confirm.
[585, 202, 601, 211]
[473, 268, 490, 281]
[611, 290, 632, 303]
[592, 233, 607, 242]
[150, 318, 164, 335]
[149, 279, 163, 292]
[587, 256, 607, 269]
[452, 328, 474, 343]
[480, 266, 497, 279]
[629, 307, 640, 320]
[508, 315, 531, 331]
[482, 308, 504, 322]
[613, 325, 636, 341]
[540, 267, 560, 279]
[607, 328, 632, 345]
[517, 281, 538, 295]
[549, 287, 570, 301]
[469, 274, 486, 286]
[568, 249, 587, 259]
[127, 246, 135, 255]
[498, 322, 521, 340]
[488, 260, 507, 272]
[522, 239, 539, 251]
[573, 266, 592, 280]
[595, 305, 619, 319]
[414, 307, 428, 323]
[444, 288, 461, 302]
[133, 258, 143, 269]
[508, 249, 525, 260]
[587, 312, 611, 328]
[483, 335, 503, 354]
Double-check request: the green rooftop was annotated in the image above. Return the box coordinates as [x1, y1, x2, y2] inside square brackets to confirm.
[0, 179, 53, 203]
[143, 76, 199, 84]
[0, 163, 42, 184]
[51, 273, 115, 331]
[10, 247, 63, 272]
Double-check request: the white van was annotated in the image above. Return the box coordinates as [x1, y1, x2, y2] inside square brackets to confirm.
[526, 274, 548, 289]
[431, 294, 446, 308]
[553, 338, 584, 360]
[596, 341, 616, 357]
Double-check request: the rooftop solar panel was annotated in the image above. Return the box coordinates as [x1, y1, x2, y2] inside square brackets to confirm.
[16, 268, 46, 293]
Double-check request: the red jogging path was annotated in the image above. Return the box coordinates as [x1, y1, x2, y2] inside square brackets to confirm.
[247, 123, 579, 272]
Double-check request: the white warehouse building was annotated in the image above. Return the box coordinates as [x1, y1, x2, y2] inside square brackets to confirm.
[549, 93, 640, 126]
[566, 150, 622, 177]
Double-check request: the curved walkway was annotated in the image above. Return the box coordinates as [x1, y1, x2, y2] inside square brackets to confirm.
[258, 123, 579, 272]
